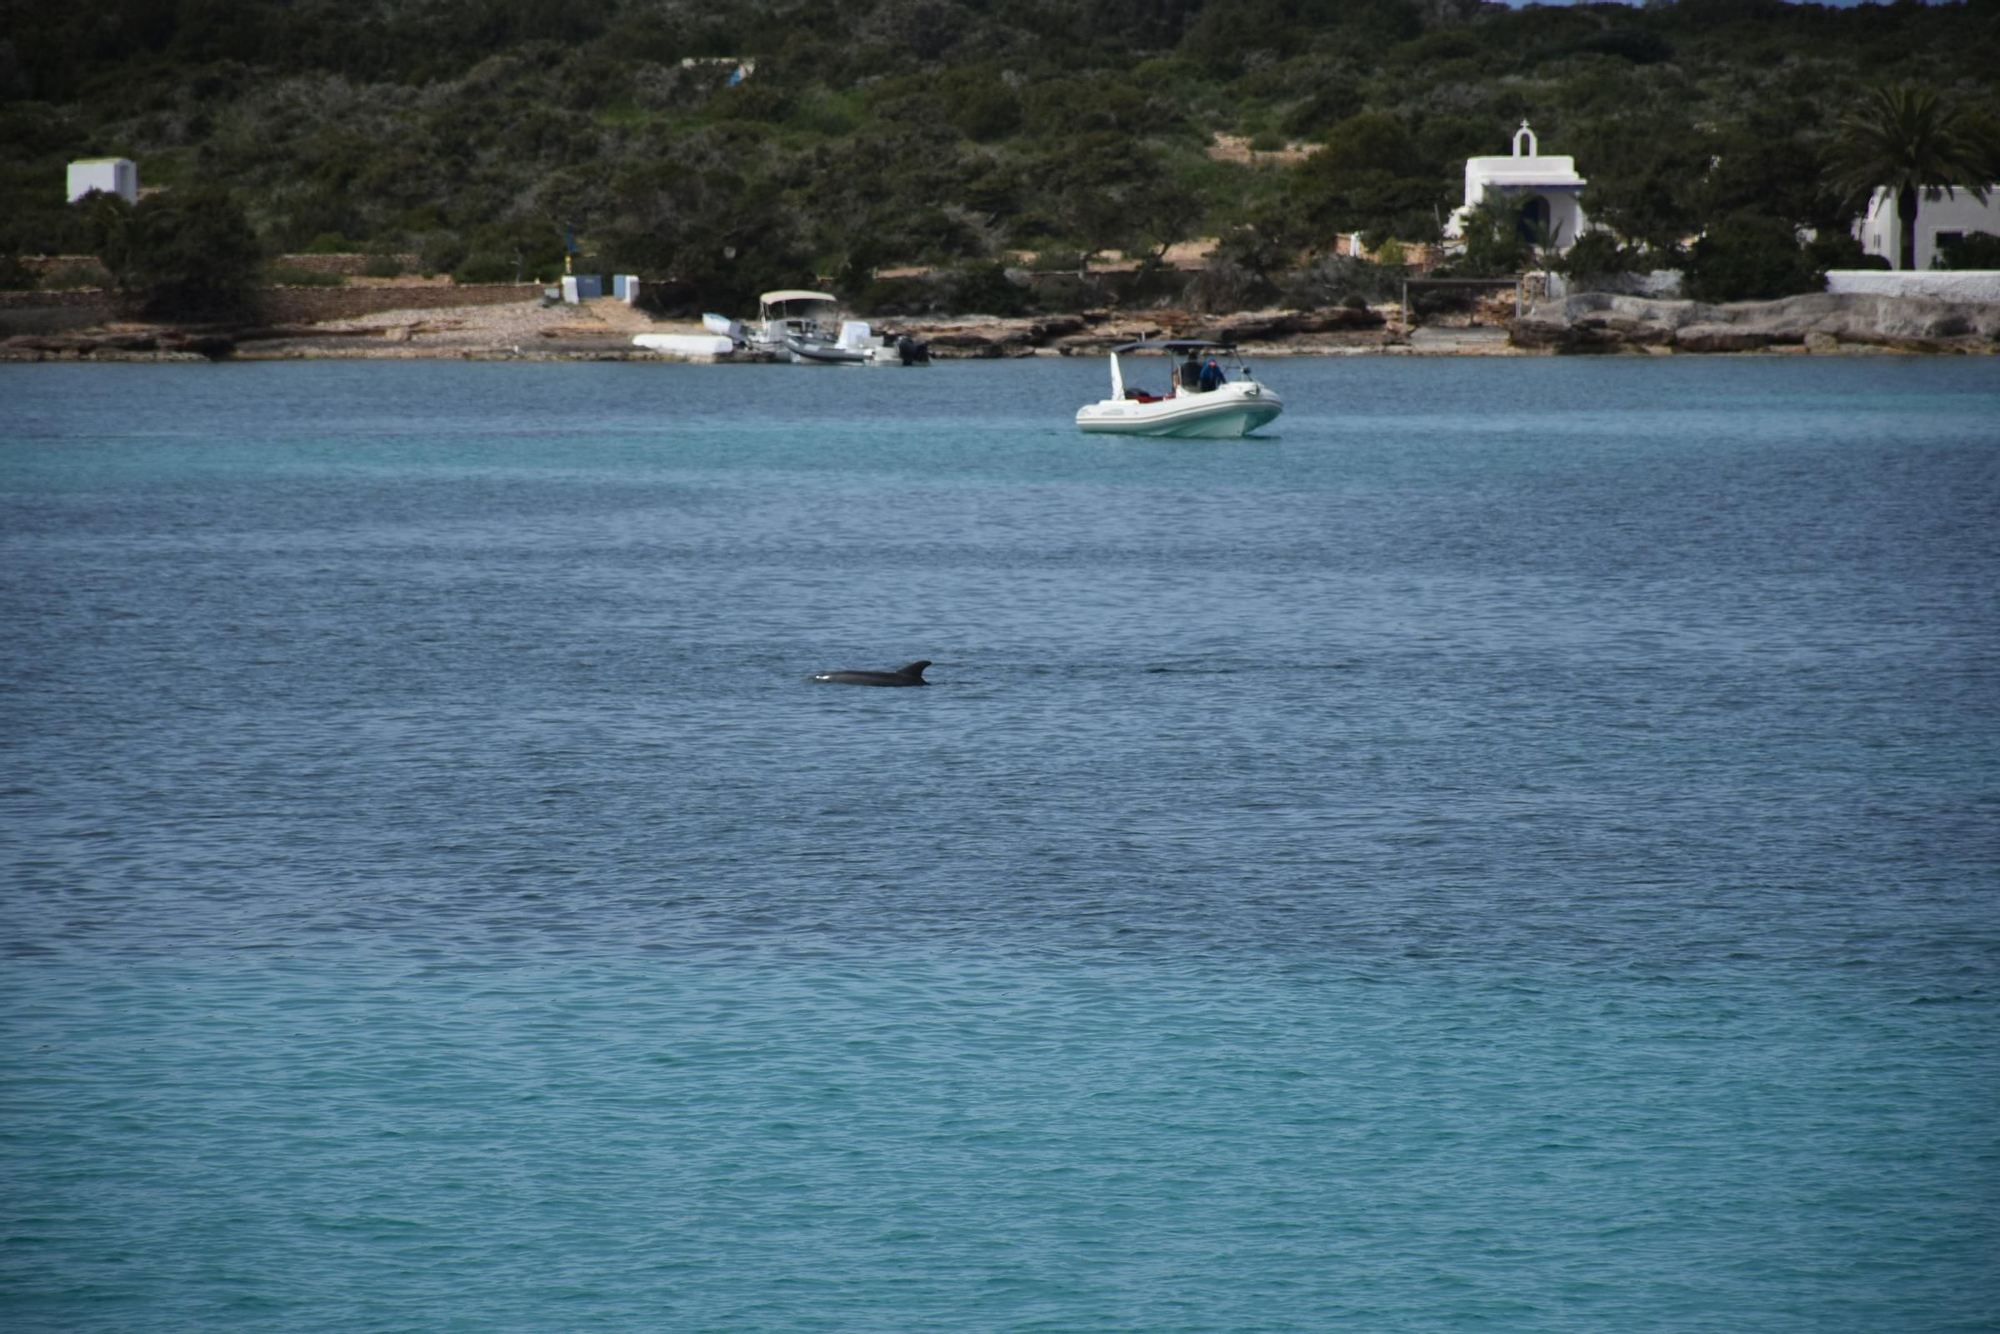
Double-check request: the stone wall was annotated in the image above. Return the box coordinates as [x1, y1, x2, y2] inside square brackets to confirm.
[258, 283, 541, 323]
[1, 282, 539, 330]
[0, 288, 115, 311]
[273, 252, 421, 276]
[0, 296, 114, 338]
[21, 254, 112, 283]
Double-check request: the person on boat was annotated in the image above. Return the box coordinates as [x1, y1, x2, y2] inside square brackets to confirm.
[1180, 351, 1203, 392]
[1199, 357, 1224, 392]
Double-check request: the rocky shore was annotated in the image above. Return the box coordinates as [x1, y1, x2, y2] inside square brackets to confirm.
[0, 294, 1411, 363]
[5, 287, 1995, 362]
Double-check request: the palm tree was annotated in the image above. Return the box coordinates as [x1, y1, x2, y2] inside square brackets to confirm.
[1830, 86, 1993, 271]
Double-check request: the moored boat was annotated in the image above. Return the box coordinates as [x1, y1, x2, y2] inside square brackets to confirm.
[1074, 340, 1282, 437]
[706, 291, 929, 366]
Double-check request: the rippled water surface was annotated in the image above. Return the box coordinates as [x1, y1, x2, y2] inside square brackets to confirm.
[3, 356, 1997, 1332]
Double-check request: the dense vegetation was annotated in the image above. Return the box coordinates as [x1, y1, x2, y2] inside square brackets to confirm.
[2, 0, 1997, 315]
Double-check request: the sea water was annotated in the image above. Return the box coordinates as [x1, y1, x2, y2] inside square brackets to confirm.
[1, 355, 1996, 1333]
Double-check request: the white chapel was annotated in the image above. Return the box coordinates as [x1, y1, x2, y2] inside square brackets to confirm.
[1444, 122, 1588, 253]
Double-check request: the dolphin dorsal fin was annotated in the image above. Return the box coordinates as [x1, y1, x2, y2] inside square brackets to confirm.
[899, 660, 932, 681]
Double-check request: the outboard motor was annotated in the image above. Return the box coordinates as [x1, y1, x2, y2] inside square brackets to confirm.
[897, 335, 930, 366]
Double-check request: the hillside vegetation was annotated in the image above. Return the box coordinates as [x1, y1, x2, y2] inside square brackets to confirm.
[2, 0, 1996, 314]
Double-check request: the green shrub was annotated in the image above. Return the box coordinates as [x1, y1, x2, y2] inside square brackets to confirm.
[852, 275, 940, 317]
[418, 231, 468, 277]
[1281, 87, 1364, 139]
[0, 254, 37, 290]
[951, 262, 1031, 317]
[1683, 212, 1822, 303]
[1935, 230, 2000, 270]
[361, 252, 405, 278]
[304, 231, 352, 254]
[1186, 259, 1278, 314]
[1030, 249, 1086, 274]
[947, 82, 1021, 142]
[1803, 231, 1881, 273]
[453, 253, 520, 284]
[1279, 254, 1400, 309]
[1556, 230, 1644, 280]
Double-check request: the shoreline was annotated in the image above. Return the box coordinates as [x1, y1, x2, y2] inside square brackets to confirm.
[4, 289, 1995, 363]
[0, 294, 1516, 362]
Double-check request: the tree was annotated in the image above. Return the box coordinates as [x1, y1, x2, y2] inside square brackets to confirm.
[1829, 86, 1993, 271]
[1556, 230, 1643, 283]
[1448, 197, 1532, 277]
[1130, 174, 1207, 269]
[1682, 211, 1821, 304]
[79, 188, 263, 319]
[1287, 114, 1444, 246]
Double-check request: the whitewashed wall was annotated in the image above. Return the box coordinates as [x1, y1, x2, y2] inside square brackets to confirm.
[1824, 270, 2000, 301]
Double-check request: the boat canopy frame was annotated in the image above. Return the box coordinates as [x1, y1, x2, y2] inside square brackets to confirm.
[1108, 339, 1243, 355]
[1104, 340, 1254, 401]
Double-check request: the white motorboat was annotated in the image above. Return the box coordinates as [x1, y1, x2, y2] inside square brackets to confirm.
[1075, 340, 1282, 437]
[705, 291, 929, 366]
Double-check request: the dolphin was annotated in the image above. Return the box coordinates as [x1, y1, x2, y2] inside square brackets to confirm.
[809, 660, 931, 687]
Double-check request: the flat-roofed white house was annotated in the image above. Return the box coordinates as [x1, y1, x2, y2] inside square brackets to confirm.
[1444, 122, 1588, 252]
[1852, 185, 2000, 270]
[66, 157, 138, 204]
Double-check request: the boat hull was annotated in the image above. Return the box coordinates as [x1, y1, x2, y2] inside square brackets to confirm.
[785, 335, 873, 366]
[1075, 384, 1283, 438]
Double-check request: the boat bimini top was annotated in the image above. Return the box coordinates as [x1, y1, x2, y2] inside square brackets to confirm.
[760, 289, 837, 309]
[1108, 338, 1242, 355]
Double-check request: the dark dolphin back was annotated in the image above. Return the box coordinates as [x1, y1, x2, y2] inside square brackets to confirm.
[809, 659, 932, 686]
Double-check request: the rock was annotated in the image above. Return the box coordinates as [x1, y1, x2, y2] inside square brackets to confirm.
[1574, 313, 1673, 346]
[4, 334, 95, 353]
[167, 333, 237, 359]
[1674, 324, 1771, 353]
[1505, 313, 1571, 351]
[1202, 307, 1384, 342]
[923, 331, 1006, 355]
[1029, 316, 1088, 340]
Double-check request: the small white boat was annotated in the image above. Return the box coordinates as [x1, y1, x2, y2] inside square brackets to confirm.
[706, 291, 929, 366]
[1075, 340, 1282, 438]
[632, 332, 737, 360]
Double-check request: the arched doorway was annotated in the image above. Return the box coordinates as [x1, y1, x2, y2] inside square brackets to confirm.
[1518, 194, 1551, 243]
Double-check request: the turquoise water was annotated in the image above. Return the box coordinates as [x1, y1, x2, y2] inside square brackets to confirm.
[3, 356, 1997, 1332]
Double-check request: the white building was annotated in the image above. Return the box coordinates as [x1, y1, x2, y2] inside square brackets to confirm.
[66, 157, 139, 204]
[1444, 122, 1588, 253]
[1853, 185, 2000, 270]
